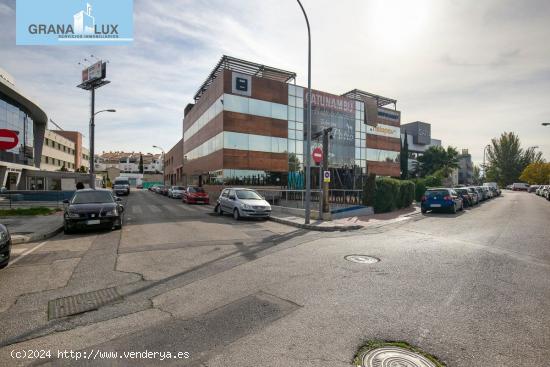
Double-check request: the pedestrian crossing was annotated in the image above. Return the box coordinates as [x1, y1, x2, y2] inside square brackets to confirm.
[129, 203, 213, 216]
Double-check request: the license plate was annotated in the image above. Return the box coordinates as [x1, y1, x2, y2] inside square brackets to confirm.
[87, 220, 100, 225]
[430, 204, 441, 208]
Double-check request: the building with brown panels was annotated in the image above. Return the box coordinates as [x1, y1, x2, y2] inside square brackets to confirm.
[52, 130, 90, 172]
[164, 138, 184, 185]
[180, 56, 402, 189]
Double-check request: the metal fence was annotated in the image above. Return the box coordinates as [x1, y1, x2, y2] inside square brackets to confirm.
[255, 189, 363, 210]
[0, 191, 76, 209]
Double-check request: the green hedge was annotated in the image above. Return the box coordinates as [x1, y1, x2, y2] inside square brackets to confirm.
[363, 173, 377, 207]
[368, 177, 415, 213]
[412, 175, 442, 201]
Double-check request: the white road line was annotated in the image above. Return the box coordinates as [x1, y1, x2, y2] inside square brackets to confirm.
[7, 241, 48, 268]
[132, 206, 143, 214]
[148, 205, 161, 213]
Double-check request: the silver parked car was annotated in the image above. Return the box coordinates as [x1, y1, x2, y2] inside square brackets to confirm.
[168, 186, 185, 199]
[215, 188, 272, 220]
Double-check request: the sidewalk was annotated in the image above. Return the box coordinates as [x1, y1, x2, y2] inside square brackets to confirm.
[1, 212, 64, 244]
[269, 204, 421, 232]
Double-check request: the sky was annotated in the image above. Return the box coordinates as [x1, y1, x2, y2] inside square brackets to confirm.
[1, 0, 549, 163]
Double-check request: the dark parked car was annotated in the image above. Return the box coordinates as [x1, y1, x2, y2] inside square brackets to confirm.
[63, 189, 124, 234]
[0, 224, 12, 269]
[160, 186, 169, 196]
[421, 188, 463, 214]
[455, 188, 474, 207]
[183, 186, 210, 204]
[113, 184, 129, 196]
[465, 187, 479, 205]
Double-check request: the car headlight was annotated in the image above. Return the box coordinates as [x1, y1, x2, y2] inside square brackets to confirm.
[242, 204, 252, 210]
[67, 212, 80, 219]
[0, 231, 8, 242]
[105, 209, 118, 216]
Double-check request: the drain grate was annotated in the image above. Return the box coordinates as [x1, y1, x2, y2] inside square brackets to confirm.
[361, 346, 437, 367]
[345, 255, 380, 264]
[48, 287, 122, 320]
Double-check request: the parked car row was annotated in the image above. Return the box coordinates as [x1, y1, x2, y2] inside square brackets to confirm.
[149, 185, 211, 205]
[534, 185, 550, 200]
[421, 185, 500, 214]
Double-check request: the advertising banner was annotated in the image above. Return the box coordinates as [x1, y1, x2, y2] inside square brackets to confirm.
[366, 123, 401, 139]
[305, 91, 356, 168]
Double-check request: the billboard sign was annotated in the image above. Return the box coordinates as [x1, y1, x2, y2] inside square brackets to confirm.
[306, 91, 356, 168]
[81, 61, 106, 84]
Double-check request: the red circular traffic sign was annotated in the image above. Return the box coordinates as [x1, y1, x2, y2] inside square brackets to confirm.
[0, 129, 19, 151]
[312, 147, 323, 165]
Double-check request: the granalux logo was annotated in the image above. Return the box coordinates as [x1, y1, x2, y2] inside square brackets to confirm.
[16, 0, 133, 46]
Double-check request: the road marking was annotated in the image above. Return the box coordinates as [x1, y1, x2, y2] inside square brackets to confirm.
[132, 206, 143, 214]
[7, 241, 48, 268]
[147, 205, 161, 213]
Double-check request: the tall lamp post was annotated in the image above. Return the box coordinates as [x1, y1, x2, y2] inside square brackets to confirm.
[152, 145, 166, 186]
[89, 109, 116, 189]
[482, 144, 490, 181]
[297, 0, 313, 224]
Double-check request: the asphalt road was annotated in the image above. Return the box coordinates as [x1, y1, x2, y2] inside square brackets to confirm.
[0, 189, 548, 366]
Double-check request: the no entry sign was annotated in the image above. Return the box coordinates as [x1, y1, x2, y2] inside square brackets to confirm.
[312, 147, 323, 165]
[0, 129, 19, 150]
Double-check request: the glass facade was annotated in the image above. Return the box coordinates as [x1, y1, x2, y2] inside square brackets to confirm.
[0, 93, 35, 166]
[183, 96, 223, 143]
[185, 132, 287, 161]
[366, 148, 400, 163]
[206, 169, 284, 186]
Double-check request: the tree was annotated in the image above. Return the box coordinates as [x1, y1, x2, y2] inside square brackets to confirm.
[519, 162, 550, 185]
[59, 164, 68, 172]
[472, 165, 482, 185]
[400, 132, 409, 179]
[77, 166, 88, 173]
[485, 132, 543, 187]
[416, 146, 459, 178]
[138, 154, 144, 174]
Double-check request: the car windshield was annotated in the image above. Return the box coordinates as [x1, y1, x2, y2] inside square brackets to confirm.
[236, 190, 262, 200]
[426, 190, 448, 197]
[72, 191, 114, 204]
[173, 186, 185, 190]
[456, 189, 468, 194]
[188, 187, 205, 193]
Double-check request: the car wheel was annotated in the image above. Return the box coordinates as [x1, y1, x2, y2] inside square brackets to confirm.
[114, 218, 122, 230]
[0, 261, 8, 269]
[421, 208, 427, 214]
[233, 208, 240, 220]
[63, 222, 72, 234]
[460, 203, 464, 211]
[451, 204, 457, 214]
[215, 204, 223, 215]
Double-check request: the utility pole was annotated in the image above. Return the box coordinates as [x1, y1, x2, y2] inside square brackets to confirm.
[322, 129, 331, 217]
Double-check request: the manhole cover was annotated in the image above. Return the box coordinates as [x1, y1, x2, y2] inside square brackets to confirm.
[48, 287, 122, 320]
[361, 346, 437, 367]
[345, 255, 380, 264]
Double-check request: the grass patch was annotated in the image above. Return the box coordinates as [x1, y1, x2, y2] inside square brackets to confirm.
[353, 340, 446, 366]
[0, 207, 60, 217]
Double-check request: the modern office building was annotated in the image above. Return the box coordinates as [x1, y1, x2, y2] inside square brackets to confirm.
[458, 149, 473, 185]
[401, 121, 442, 174]
[181, 55, 402, 189]
[0, 67, 47, 189]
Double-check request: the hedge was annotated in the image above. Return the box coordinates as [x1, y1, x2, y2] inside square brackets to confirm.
[363, 173, 377, 207]
[367, 177, 415, 213]
[412, 175, 442, 202]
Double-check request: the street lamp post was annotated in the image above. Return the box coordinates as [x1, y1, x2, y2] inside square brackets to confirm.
[89, 109, 116, 189]
[152, 145, 166, 187]
[297, 0, 313, 224]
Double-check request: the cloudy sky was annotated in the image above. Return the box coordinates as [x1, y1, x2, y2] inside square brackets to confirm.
[1, 0, 549, 163]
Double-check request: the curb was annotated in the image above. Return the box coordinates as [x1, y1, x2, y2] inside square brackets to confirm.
[269, 216, 363, 232]
[11, 224, 64, 245]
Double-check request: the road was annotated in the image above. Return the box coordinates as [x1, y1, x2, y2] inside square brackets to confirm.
[0, 190, 548, 366]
